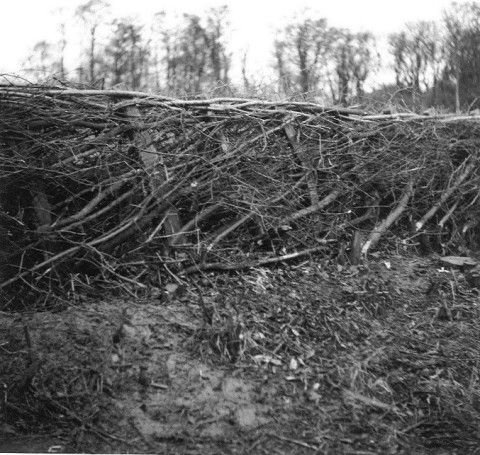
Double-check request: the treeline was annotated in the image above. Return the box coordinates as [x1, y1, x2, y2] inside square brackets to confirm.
[20, 0, 480, 111]
[24, 1, 231, 97]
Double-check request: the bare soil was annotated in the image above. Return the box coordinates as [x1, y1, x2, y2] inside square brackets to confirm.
[1, 253, 480, 454]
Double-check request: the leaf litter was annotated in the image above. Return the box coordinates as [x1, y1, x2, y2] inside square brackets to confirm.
[1, 253, 480, 453]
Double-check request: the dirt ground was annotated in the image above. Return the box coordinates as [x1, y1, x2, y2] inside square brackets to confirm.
[1, 253, 480, 454]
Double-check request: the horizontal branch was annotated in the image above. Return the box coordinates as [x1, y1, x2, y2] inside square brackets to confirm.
[181, 245, 327, 275]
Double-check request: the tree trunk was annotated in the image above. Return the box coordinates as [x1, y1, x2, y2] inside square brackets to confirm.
[455, 68, 461, 114]
[89, 25, 97, 83]
[59, 23, 66, 80]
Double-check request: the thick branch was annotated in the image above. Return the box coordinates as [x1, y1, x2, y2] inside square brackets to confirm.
[362, 180, 415, 255]
[415, 159, 476, 232]
[282, 189, 340, 224]
[171, 203, 221, 245]
[181, 245, 327, 274]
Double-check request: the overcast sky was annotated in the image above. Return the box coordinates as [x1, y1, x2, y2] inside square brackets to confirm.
[0, 0, 473, 85]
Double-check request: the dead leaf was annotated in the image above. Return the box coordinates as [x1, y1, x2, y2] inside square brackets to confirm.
[235, 406, 258, 429]
[165, 283, 179, 294]
[306, 390, 322, 403]
[439, 256, 477, 267]
[253, 354, 282, 366]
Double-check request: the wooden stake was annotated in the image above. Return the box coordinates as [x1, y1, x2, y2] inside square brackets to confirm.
[285, 124, 319, 205]
[126, 107, 181, 246]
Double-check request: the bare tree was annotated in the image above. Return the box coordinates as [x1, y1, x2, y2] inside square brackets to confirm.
[351, 32, 379, 99]
[149, 11, 166, 91]
[443, 2, 480, 112]
[57, 22, 67, 80]
[389, 21, 443, 96]
[24, 8, 71, 83]
[274, 17, 339, 99]
[160, 8, 231, 95]
[240, 50, 250, 92]
[274, 17, 376, 104]
[274, 39, 292, 94]
[205, 6, 231, 89]
[104, 19, 150, 89]
[52, 7, 69, 81]
[75, 0, 110, 84]
[24, 41, 58, 81]
[331, 31, 378, 105]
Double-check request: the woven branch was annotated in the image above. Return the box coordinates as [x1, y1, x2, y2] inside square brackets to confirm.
[2, 82, 480, 299]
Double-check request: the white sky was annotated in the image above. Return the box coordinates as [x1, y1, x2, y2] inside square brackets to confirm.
[0, 0, 474, 85]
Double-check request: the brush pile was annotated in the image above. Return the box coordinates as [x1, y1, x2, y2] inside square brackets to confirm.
[2, 83, 480, 304]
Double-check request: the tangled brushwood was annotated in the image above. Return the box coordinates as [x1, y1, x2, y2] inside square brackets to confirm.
[1, 83, 480, 305]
